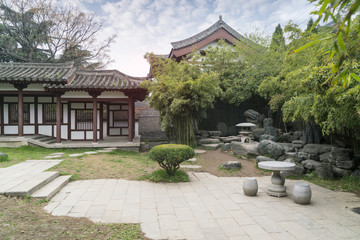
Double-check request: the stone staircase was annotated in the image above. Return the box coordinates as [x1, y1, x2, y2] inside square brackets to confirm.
[1, 158, 71, 200]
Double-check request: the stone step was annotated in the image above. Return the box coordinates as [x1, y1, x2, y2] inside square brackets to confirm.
[5, 171, 59, 197]
[31, 175, 71, 200]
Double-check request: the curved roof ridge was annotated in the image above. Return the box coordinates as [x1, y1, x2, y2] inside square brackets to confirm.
[170, 16, 246, 50]
[76, 69, 147, 81]
[0, 61, 75, 68]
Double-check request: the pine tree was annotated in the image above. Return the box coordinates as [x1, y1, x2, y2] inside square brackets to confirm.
[270, 24, 285, 50]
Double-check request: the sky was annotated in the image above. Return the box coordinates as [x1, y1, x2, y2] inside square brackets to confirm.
[63, 0, 317, 77]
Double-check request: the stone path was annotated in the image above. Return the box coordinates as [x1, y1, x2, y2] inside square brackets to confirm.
[45, 172, 360, 240]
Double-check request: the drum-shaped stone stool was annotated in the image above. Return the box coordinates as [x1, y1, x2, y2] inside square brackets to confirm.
[293, 182, 311, 205]
[243, 177, 258, 196]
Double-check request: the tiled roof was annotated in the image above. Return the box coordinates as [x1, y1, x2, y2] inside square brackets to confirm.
[171, 16, 246, 50]
[44, 70, 147, 90]
[0, 62, 76, 83]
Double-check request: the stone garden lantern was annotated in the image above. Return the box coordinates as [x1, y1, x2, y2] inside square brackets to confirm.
[236, 122, 256, 143]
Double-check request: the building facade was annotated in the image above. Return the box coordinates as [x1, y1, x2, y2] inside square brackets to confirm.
[0, 62, 147, 144]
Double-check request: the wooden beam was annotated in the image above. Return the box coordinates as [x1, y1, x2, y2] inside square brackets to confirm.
[56, 94, 62, 143]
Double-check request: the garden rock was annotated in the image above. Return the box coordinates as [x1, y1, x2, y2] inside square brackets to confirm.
[255, 156, 275, 163]
[0, 152, 8, 157]
[221, 143, 230, 151]
[221, 136, 241, 143]
[282, 164, 305, 177]
[221, 161, 241, 169]
[278, 133, 296, 143]
[227, 126, 238, 136]
[259, 134, 276, 142]
[278, 143, 294, 152]
[208, 131, 222, 137]
[198, 138, 221, 144]
[263, 118, 273, 127]
[319, 152, 331, 163]
[332, 166, 352, 177]
[315, 164, 334, 179]
[351, 170, 360, 179]
[292, 140, 305, 149]
[244, 109, 263, 126]
[293, 131, 302, 140]
[331, 147, 354, 170]
[257, 140, 285, 159]
[301, 160, 322, 170]
[217, 122, 228, 136]
[195, 149, 206, 154]
[302, 124, 322, 144]
[284, 158, 295, 163]
[198, 130, 209, 138]
[302, 144, 332, 155]
[230, 141, 259, 156]
[264, 126, 278, 137]
[202, 143, 222, 150]
[252, 128, 265, 140]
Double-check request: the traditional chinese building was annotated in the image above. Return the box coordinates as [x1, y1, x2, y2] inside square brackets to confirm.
[0, 62, 147, 148]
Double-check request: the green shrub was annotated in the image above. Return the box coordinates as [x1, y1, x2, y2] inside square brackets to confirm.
[0, 155, 9, 162]
[149, 144, 195, 176]
[140, 169, 190, 183]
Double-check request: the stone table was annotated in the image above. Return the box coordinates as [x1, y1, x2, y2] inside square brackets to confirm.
[258, 161, 296, 197]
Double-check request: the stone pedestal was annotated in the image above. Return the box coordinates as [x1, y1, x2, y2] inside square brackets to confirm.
[293, 182, 312, 205]
[243, 177, 258, 196]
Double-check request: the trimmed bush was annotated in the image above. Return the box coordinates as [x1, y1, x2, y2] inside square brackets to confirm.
[149, 144, 195, 176]
[0, 153, 9, 162]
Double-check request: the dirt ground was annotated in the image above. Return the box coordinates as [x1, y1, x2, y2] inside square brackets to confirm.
[191, 149, 268, 177]
[0, 196, 148, 240]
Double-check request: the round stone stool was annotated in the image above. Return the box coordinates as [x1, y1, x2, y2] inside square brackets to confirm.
[293, 182, 311, 205]
[243, 177, 258, 196]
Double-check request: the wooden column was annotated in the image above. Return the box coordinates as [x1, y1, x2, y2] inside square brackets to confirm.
[128, 96, 134, 142]
[14, 83, 28, 137]
[99, 103, 103, 140]
[89, 91, 102, 143]
[55, 93, 64, 143]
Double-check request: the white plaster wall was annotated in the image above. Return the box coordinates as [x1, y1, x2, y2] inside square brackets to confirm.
[4, 126, 18, 134]
[86, 131, 93, 139]
[71, 131, 84, 140]
[24, 126, 35, 134]
[30, 104, 35, 124]
[4, 104, 8, 124]
[103, 122, 107, 137]
[122, 128, 129, 135]
[135, 121, 139, 136]
[71, 110, 75, 129]
[63, 104, 68, 124]
[61, 125, 68, 139]
[109, 128, 120, 135]
[97, 110, 100, 128]
[38, 104, 43, 124]
[39, 126, 52, 136]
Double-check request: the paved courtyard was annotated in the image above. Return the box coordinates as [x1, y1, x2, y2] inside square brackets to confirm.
[45, 172, 360, 240]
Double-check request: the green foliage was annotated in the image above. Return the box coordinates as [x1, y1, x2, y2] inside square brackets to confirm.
[0, 154, 9, 162]
[143, 55, 220, 146]
[149, 144, 195, 176]
[140, 169, 190, 183]
[270, 24, 286, 50]
[0, 0, 115, 69]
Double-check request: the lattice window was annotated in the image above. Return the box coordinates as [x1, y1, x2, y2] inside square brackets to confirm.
[112, 111, 128, 127]
[8, 103, 30, 124]
[76, 109, 93, 130]
[43, 104, 58, 124]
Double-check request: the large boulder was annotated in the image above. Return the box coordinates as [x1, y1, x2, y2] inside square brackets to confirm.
[315, 164, 334, 179]
[208, 131, 222, 137]
[259, 134, 276, 142]
[331, 147, 354, 170]
[227, 126, 238, 136]
[202, 143, 223, 150]
[278, 143, 294, 153]
[221, 143, 230, 151]
[253, 128, 265, 140]
[244, 109, 264, 126]
[332, 166, 352, 177]
[351, 170, 360, 179]
[278, 133, 296, 143]
[319, 152, 331, 163]
[264, 126, 278, 138]
[263, 118, 273, 128]
[230, 141, 259, 156]
[301, 160, 322, 170]
[302, 144, 332, 155]
[220, 136, 241, 143]
[257, 140, 285, 159]
[217, 122, 228, 136]
[302, 124, 322, 144]
[198, 130, 209, 138]
[282, 164, 305, 177]
[255, 156, 275, 163]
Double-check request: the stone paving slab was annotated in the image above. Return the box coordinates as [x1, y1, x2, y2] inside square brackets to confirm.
[46, 173, 360, 240]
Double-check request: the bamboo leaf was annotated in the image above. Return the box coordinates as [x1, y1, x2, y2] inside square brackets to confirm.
[318, 0, 330, 16]
[293, 39, 320, 53]
[351, 73, 360, 82]
[337, 33, 347, 54]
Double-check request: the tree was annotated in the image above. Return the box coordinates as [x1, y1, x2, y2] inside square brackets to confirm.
[0, 0, 116, 69]
[306, 18, 319, 33]
[143, 54, 220, 146]
[270, 24, 286, 51]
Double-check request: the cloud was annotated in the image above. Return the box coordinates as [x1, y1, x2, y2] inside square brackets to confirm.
[70, 0, 316, 77]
